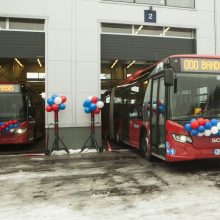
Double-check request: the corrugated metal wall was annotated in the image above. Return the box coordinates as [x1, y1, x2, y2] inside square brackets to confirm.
[101, 34, 196, 61]
[0, 31, 45, 58]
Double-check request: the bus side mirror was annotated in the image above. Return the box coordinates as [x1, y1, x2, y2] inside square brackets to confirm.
[164, 68, 174, 86]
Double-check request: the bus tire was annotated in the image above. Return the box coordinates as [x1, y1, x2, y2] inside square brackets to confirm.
[140, 130, 153, 162]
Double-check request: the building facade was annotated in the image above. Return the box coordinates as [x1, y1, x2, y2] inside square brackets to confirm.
[0, 0, 219, 148]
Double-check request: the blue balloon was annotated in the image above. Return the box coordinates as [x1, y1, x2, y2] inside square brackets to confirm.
[205, 122, 212, 129]
[198, 125, 205, 133]
[190, 118, 196, 123]
[9, 124, 14, 129]
[84, 99, 91, 107]
[5, 127, 10, 132]
[51, 94, 58, 100]
[184, 123, 192, 132]
[98, 98, 101, 101]
[47, 98, 54, 106]
[158, 105, 165, 114]
[211, 119, 218, 126]
[191, 129, 198, 136]
[84, 107, 91, 113]
[59, 104, 66, 110]
[218, 130, 220, 136]
[14, 124, 19, 128]
[90, 103, 97, 111]
[0, 122, 3, 126]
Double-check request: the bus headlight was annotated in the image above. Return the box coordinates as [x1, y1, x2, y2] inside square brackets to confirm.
[15, 128, 27, 134]
[172, 134, 192, 143]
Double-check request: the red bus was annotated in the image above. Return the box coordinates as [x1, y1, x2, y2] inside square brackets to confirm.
[103, 55, 220, 162]
[0, 83, 44, 145]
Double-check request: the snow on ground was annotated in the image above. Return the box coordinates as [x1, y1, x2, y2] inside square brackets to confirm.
[0, 150, 220, 220]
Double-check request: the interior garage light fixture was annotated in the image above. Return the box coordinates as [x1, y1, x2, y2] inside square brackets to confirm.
[135, 25, 143, 35]
[14, 58, 24, 67]
[127, 60, 136, 69]
[37, 58, 42, 67]
[111, 60, 118, 69]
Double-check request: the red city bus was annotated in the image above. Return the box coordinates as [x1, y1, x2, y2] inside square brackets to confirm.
[0, 83, 44, 145]
[103, 55, 220, 162]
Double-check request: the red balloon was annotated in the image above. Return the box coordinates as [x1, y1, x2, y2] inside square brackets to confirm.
[60, 96, 67, 103]
[46, 105, 52, 112]
[8, 120, 13, 125]
[191, 121, 199, 129]
[12, 120, 17, 124]
[1, 125, 5, 129]
[197, 118, 205, 126]
[94, 108, 100, 114]
[91, 96, 98, 104]
[204, 119, 210, 124]
[51, 104, 59, 112]
[4, 122, 9, 127]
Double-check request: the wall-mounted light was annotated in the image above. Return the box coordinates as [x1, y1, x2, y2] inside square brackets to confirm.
[111, 59, 118, 69]
[14, 58, 24, 67]
[37, 58, 42, 67]
[127, 60, 136, 69]
[135, 25, 143, 35]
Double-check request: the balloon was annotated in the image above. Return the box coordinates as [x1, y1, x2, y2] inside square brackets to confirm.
[12, 120, 17, 124]
[8, 120, 13, 125]
[51, 104, 59, 112]
[14, 124, 19, 128]
[59, 104, 66, 110]
[94, 108, 100, 114]
[211, 119, 218, 126]
[184, 123, 192, 132]
[91, 96, 98, 104]
[9, 124, 14, 129]
[96, 101, 104, 109]
[60, 96, 67, 103]
[51, 94, 58, 100]
[87, 96, 93, 101]
[211, 126, 218, 135]
[10, 129, 14, 133]
[217, 122, 220, 130]
[204, 119, 210, 124]
[198, 132, 204, 137]
[158, 105, 164, 114]
[198, 126, 205, 133]
[54, 97, 62, 105]
[190, 118, 196, 123]
[152, 103, 157, 110]
[90, 103, 97, 111]
[197, 118, 205, 126]
[191, 129, 198, 136]
[191, 121, 199, 129]
[46, 105, 52, 112]
[0, 122, 3, 126]
[205, 122, 212, 129]
[204, 129, 212, 136]
[5, 127, 10, 132]
[84, 99, 91, 107]
[84, 107, 91, 113]
[4, 122, 9, 127]
[47, 98, 54, 106]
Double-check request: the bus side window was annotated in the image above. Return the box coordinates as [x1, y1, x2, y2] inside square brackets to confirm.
[143, 79, 152, 121]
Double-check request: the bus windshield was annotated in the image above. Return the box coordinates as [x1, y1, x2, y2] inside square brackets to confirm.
[0, 93, 27, 121]
[169, 73, 220, 119]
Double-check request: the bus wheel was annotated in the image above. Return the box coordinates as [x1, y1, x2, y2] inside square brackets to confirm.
[140, 131, 153, 161]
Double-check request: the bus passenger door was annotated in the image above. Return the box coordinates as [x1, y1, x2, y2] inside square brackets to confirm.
[151, 77, 166, 157]
[27, 95, 35, 142]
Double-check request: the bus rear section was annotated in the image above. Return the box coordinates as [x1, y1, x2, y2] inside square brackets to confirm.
[0, 83, 44, 145]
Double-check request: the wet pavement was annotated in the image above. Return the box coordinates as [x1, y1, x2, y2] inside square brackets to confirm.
[0, 146, 220, 220]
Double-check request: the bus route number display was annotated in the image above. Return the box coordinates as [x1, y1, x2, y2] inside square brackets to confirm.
[0, 84, 20, 93]
[181, 58, 220, 73]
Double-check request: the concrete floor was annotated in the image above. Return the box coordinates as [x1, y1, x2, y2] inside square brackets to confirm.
[0, 148, 220, 220]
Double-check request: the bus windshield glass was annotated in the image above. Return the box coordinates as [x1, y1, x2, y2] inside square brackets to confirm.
[0, 93, 27, 121]
[169, 73, 220, 119]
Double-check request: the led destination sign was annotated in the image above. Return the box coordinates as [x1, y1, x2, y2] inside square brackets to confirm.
[0, 84, 20, 93]
[180, 58, 220, 73]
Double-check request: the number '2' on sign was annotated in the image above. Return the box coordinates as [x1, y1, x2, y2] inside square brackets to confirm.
[144, 10, 157, 23]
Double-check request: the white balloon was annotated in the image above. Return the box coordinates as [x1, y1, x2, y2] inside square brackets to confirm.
[54, 97, 62, 105]
[87, 96, 93, 101]
[96, 101, 104, 109]
[10, 129, 14, 133]
[204, 129, 211, 137]
[152, 104, 157, 110]
[211, 126, 218, 134]
[217, 122, 220, 130]
[198, 132, 204, 137]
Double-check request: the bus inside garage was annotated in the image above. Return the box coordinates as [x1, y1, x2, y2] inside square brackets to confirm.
[0, 18, 45, 155]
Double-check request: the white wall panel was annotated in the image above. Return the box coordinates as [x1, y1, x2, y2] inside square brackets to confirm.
[48, 29, 72, 61]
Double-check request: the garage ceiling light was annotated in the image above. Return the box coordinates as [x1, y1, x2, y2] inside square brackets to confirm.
[37, 58, 42, 67]
[111, 60, 118, 69]
[14, 58, 24, 67]
[127, 60, 136, 69]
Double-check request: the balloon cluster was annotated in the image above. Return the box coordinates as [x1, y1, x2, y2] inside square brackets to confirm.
[0, 120, 19, 133]
[148, 100, 165, 114]
[184, 118, 220, 137]
[46, 95, 67, 112]
[83, 96, 104, 114]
